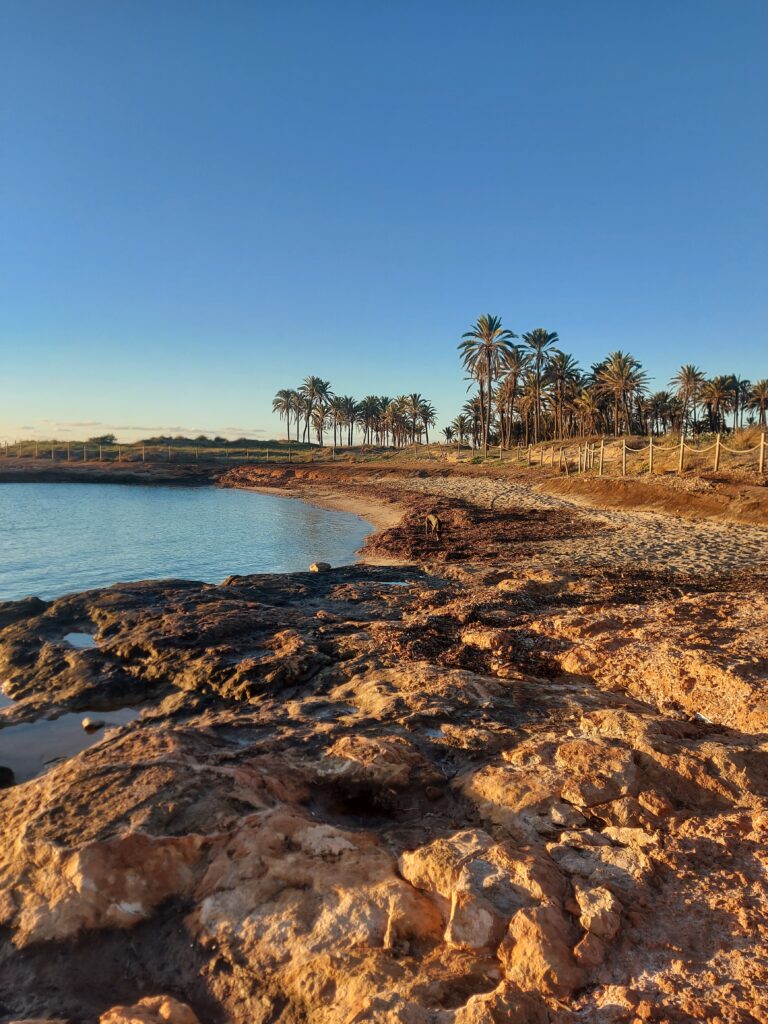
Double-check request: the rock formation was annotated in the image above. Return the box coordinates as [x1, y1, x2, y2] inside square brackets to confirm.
[1, 467, 766, 1022]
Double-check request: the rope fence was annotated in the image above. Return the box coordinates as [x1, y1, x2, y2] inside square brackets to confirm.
[2, 434, 766, 476]
[509, 433, 767, 477]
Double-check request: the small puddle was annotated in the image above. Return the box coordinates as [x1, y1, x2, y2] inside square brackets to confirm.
[0, 692, 14, 712]
[63, 632, 97, 649]
[378, 581, 412, 588]
[0, 708, 138, 783]
[305, 702, 356, 721]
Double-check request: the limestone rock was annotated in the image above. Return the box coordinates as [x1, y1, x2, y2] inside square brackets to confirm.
[499, 904, 586, 997]
[574, 883, 622, 941]
[81, 716, 105, 732]
[450, 981, 548, 1023]
[100, 996, 199, 1024]
[573, 929, 608, 967]
[0, 492, 767, 1022]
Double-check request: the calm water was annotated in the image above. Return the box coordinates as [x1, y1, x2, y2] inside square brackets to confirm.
[0, 483, 372, 602]
[0, 706, 139, 782]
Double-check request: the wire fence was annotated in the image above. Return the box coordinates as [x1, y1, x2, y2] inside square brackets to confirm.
[0, 441, 366, 465]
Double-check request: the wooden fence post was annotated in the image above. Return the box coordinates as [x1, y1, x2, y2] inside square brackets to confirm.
[648, 436, 654, 474]
[599, 439, 604, 476]
[759, 433, 766, 475]
[563, 448, 570, 476]
[621, 438, 627, 476]
[99, 445, 102, 461]
[678, 435, 685, 475]
[142, 445, 146, 462]
[67, 443, 70, 461]
[714, 434, 721, 472]
[83, 445, 87, 462]
[168, 446, 171, 462]
[527, 444, 532, 465]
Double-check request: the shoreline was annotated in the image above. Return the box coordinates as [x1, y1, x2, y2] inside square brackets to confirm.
[229, 482, 406, 565]
[1, 461, 768, 1019]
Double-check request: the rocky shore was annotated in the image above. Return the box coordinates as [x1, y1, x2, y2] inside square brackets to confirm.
[1, 464, 767, 1023]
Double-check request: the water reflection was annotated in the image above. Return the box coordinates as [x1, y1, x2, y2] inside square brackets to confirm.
[0, 483, 372, 601]
[0, 708, 138, 782]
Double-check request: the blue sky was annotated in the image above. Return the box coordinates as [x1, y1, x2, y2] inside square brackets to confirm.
[1, 0, 766, 441]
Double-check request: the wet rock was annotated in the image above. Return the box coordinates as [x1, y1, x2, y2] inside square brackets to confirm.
[0, 595, 48, 629]
[0, 765, 15, 787]
[81, 716, 105, 732]
[309, 561, 331, 572]
[220, 574, 243, 586]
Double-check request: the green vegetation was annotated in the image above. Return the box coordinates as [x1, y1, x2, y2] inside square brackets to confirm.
[454, 313, 767, 446]
[272, 378, 437, 448]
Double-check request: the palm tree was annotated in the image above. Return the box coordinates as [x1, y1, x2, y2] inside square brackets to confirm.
[495, 346, 530, 447]
[521, 329, 559, 443]
[451, 414, 470, 445]
[442, 425, 455, 444]
[700, 376, 732, 432]
[731, 376, 752, 430]
[287, 390, 303, 443]
[462, 395, 484, 449]
[459, 315, 518, 457]
[404, 393, 425, 443]
[419, 400, 437, 445]
[572, 388, 602, 437]
[328, 396, 345, 448]
[669, 365, 705, 436]
[749, 380, 768, 427]
[298, 376, 333, 443]
[547, 350, 581, 440]
[358, 395, 380, 445]
[596, 351, 648, 435]
[312, 403, 328, 446]
[337, 395, 359, 446]
[647, 391, 674, 435]
[271, 389, 293, 439]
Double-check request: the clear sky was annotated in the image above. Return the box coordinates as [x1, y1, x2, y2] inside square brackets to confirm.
[1, 0, 766, 442]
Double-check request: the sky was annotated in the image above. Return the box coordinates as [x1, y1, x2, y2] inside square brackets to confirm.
[1, 0, 766, 442]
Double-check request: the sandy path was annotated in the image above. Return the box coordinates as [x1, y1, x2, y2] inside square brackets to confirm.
[356, 473, 768, 574]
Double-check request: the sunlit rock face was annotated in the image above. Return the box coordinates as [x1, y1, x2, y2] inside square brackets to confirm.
[1, 471, 767, 1023]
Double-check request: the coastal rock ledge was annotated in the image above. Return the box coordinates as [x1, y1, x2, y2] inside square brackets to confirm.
[0, 493, 767, 1022]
